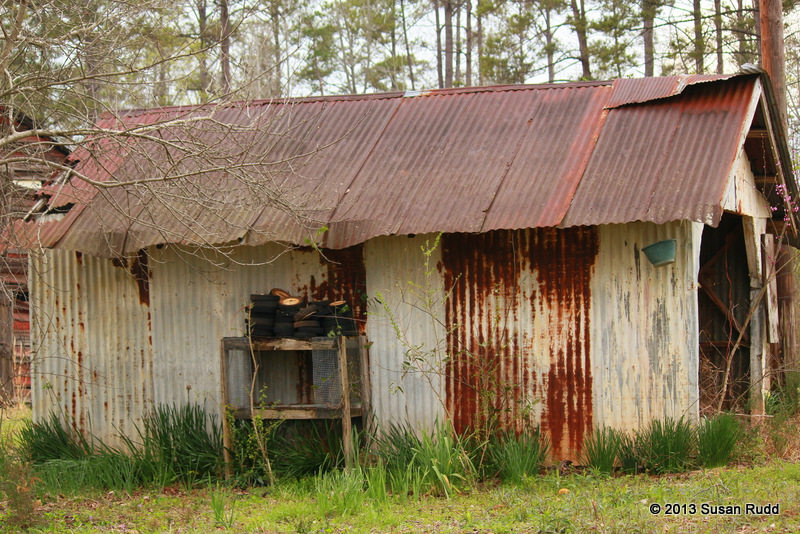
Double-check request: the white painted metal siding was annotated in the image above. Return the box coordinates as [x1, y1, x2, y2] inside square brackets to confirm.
[30, 250, 153, 446]
[364, 235, 446, 432]
[590, 221, 700, 432]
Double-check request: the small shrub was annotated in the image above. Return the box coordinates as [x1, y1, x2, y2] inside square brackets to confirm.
[616, 432, 639, 474]
[0, 458, 39, 530]
[375, 423, 423, 473]
[697, 413, 741, 468]
[364, 461, 388, 504]
[374, 420, 474, 497]
[580, 426, 620, 474]
[411, 420, 475, 497]
[487, 427, 549, 483]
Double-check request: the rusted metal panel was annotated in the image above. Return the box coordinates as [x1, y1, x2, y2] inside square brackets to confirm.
[364, 234, 446, 431]
[30, 242, 365, 444]
[605, 74, 739, 108]
[563, 77, 756, 228]
[590, 221, 700, 431]
[442, 228, 597, 460]
[481, 84, 612, 230]
[30, 74, 773, 256]
[30, 249, 154, 447]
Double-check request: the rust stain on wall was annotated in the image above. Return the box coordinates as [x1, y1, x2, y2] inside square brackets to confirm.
[110, 250, 151, 307]
[129, 250, 151, 307]
[443, 228, 597, 459]
[534, 227, 597, 459]
[303, 244, 366, 333]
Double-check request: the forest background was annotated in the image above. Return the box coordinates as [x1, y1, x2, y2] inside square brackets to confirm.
[4, 0, 800, 142]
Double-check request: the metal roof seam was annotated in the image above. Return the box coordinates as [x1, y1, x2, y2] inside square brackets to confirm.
[477, 96, 546, 233]
[325, 99, 405, 242]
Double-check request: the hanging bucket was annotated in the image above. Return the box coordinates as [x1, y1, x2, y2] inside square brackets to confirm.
[642, 239, 677, 267]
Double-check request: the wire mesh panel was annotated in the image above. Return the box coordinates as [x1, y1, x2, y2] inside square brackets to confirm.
[312, 341, 342, 405]
[226, 348, 253, 409]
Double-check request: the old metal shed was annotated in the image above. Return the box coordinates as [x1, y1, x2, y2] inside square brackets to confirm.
[25, 72, 796, 460]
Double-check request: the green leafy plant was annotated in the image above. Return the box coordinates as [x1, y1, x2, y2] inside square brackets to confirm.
[271, 421, 345, 478]
[135, 403, 224, 486]
[580, 426, 621, 474]
[487, 427, 549, 483]
[364, 461, 389, 504]
[697, 413, 742, 468]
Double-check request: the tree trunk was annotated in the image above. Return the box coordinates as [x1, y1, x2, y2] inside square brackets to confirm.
[544, 8, 555, 82]
[445, 0, 454, 87]
[715, 0, 723, 73]
[570, 0, 591, 80]
[401, 0, 416, 89]
[219, 0, 231, 94]
[642, 0, 655, 76]
[196, 0, 211, 93]
[271, 0, 282, 97]
[435, 0, 444, 88]
[466, 0, 472, 86]
[760, 0, 787, 129]
[693, 0, 705, 74]
[477, 0, 484, 85]
[455, 2, 462, 85]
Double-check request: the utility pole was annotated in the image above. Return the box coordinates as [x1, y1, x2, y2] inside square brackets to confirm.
[759, 0, 787, 130]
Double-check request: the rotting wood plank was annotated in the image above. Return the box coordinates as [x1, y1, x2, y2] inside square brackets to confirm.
[338, 336, 353, 470]
[232, 404, 363, 420]
[220, 338, 233, 478]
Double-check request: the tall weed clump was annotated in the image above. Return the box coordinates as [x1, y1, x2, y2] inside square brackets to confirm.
[697, 413, 742, 468]
[12, 403, 224, 495]
[375, 420, 474, 498]
[135, 403, 224, 486]
[623, 417, 696, 474]
[17, 413, 94, 463]
[487, 427, 549, 483]
[580, 426, 621, 474]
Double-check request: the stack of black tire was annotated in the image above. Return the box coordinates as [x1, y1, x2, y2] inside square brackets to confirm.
[247, 294, 279, 338]
[293, 301, 329, 338]
[246, 290, 358, 339]
[274, 297, 302, 338]
[292, 300, 357, 338]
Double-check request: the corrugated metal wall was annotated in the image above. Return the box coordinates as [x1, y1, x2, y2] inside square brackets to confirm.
[147, 243, 365, 415]
[32, 243, 365, 443]
[32, 224, 702, 457]
[364, 235, 446, 430]
[591, 221, 701, 431]
[30, 250, 153, 446]
[442, 228, 598, 459]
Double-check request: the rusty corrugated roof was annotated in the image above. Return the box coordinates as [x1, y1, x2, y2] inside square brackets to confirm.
[28, 73, 790, 255]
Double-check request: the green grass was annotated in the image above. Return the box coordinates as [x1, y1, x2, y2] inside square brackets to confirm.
[1, 407, 799, 532]
[0, 460, 797, 533]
